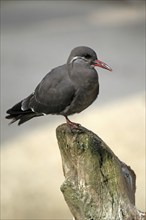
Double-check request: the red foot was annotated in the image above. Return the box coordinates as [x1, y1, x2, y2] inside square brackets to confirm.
[65, 116, 80, 129]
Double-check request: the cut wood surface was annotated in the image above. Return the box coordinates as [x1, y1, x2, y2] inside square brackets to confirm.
[56, 124, 145, 220]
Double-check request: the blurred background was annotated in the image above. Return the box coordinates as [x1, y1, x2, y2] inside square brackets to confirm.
[1, 0, 145, 219]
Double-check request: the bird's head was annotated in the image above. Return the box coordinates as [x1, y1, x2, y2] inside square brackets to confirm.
[67, 46, 112, 71]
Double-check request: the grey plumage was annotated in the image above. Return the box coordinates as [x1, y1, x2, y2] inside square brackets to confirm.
[6, 46, 112, 125]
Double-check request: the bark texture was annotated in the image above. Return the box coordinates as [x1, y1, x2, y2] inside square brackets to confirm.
[56, 124, 145, 220]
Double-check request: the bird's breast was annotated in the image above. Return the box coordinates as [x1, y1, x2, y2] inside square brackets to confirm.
[63, 78, 99, 116]
[62, 64, 99, 115]
[77, 80, 99, 109]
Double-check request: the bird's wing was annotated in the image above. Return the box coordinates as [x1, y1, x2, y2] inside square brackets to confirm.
[22, 65, 76, 114]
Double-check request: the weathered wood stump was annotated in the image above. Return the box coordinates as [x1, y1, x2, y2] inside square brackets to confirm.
[56, 124, 145, 220]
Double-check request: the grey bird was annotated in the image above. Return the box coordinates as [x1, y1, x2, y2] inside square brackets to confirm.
[6, 46, 112, 127]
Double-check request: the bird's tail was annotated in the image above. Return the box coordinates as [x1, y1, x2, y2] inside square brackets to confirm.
[6, 101, 41, 125]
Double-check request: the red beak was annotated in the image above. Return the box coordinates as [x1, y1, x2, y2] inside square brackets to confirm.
[93, 59, 112, 71]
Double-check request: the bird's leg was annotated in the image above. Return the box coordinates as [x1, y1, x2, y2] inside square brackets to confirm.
[65, 116, 80, 129]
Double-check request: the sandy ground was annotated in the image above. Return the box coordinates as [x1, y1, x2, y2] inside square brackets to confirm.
[1, 93, 145, 219]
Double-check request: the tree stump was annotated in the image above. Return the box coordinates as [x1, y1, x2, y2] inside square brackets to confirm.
[56, 124, 145, 220]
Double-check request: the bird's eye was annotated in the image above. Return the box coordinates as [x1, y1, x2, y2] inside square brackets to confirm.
[84, 54, 91, 59]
